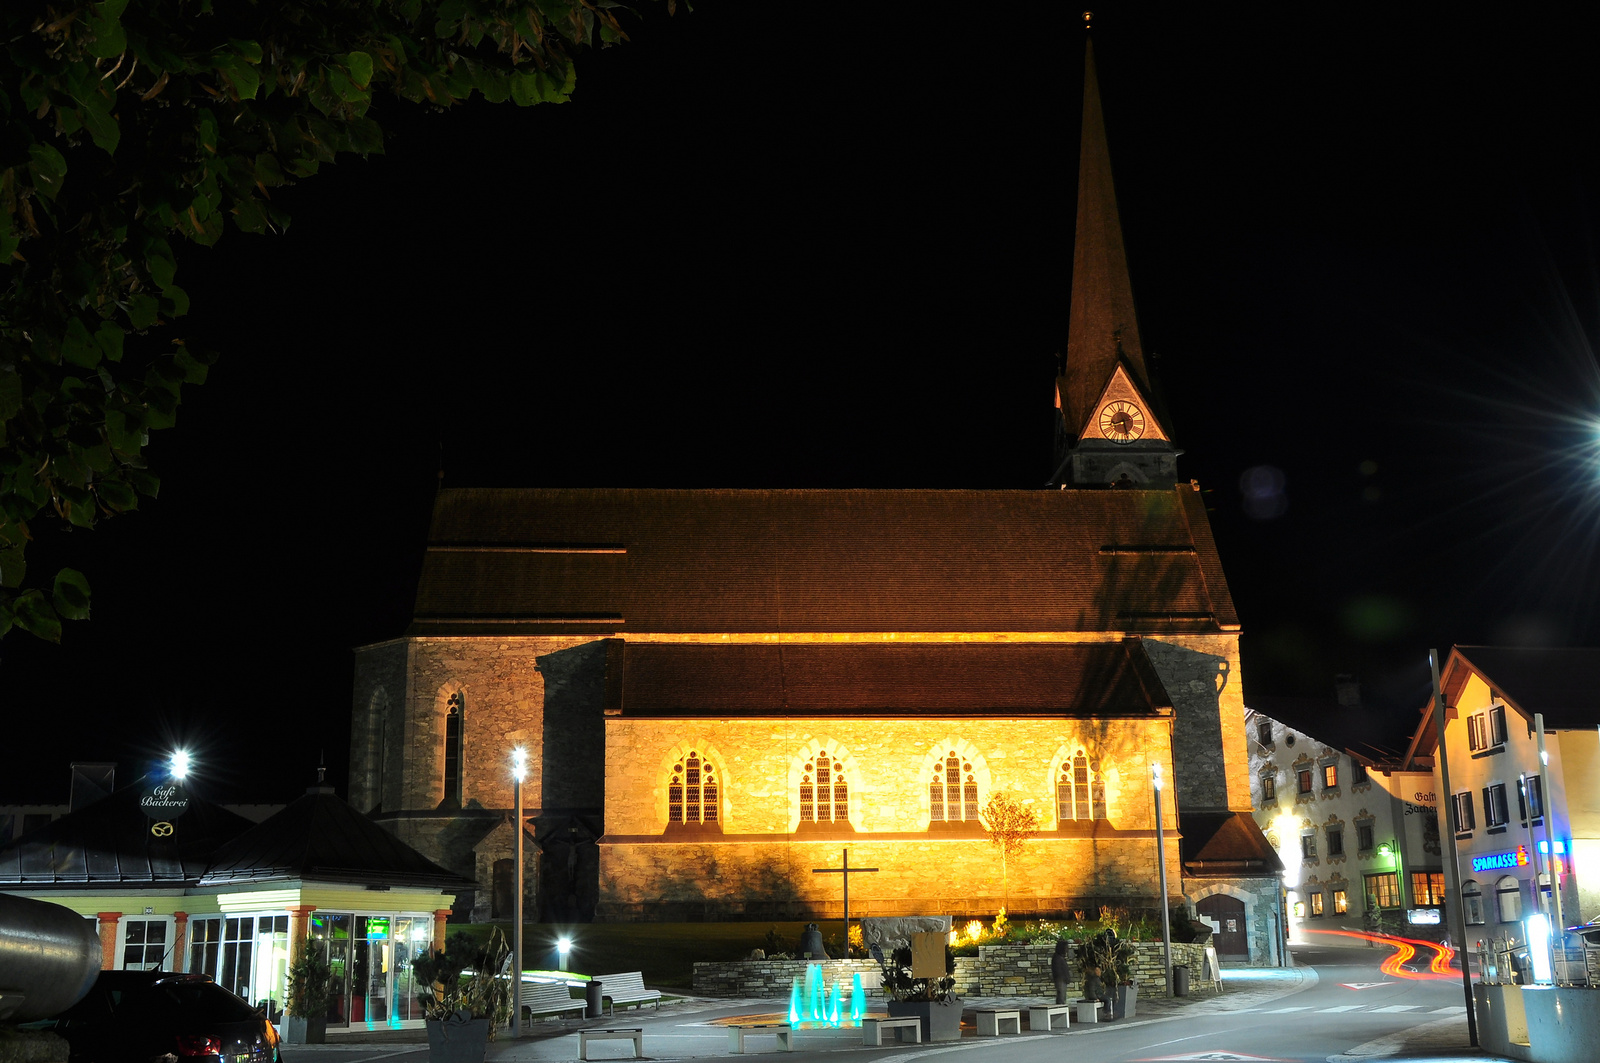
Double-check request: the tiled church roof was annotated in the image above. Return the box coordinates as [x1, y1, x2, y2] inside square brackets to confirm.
[409, 485, 1237, 636]
[615, 638, 1173, 716]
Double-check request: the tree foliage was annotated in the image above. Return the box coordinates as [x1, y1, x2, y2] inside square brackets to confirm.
[0, 0, 648, 639]
[981, 790, 1039, 910]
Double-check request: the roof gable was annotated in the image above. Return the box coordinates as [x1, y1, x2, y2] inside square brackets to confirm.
[1076, 361, 1170, 446]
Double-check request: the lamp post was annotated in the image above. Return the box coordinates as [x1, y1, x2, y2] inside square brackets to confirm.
[1152, 760, 1174, 996]
[511, 747, 527, 1038]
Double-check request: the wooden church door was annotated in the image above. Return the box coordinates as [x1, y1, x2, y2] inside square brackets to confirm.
[1197, 894, 1248, 958]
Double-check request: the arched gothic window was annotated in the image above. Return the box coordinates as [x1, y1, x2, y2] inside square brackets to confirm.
[668, 751, 717, 825]
[930, 751, 978, 822]
[801, 751, 848, 823]
[1058, 753, 1095, 822]
[442, 693, 464, 807]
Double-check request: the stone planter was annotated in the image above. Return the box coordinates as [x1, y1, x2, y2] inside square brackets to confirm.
[426, 1016, 491, 1063]
[282, 1016, 326, 1045]
[887, 997, 963, 1042]
[1113, 983, 1137, 1019]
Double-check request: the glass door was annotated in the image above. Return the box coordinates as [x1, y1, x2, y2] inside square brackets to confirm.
[352, 916, 392, 1026]
[312, 913, 352, 1027]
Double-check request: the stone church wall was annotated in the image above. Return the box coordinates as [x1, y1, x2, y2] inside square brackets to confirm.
[1144, 635, 1250, 813]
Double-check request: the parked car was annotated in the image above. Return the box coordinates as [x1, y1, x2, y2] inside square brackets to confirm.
[37, 970, 282, 1062]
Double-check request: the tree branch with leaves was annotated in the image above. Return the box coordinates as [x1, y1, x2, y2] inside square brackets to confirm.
[981, 790, 1039, 913]
[0, 0, 663, 639]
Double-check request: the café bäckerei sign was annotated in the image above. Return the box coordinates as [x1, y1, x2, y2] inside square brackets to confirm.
[140, 783, 189, 836]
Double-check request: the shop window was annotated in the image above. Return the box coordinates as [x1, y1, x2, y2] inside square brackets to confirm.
[1327, 826, 1344, 857]
[931, 751, 978, 823]
[1356, 822, 1375, 851]
[1495, 875, 1522, 923]
[801, 751, 847, 824]
[1462, 879, 1485, 925]
[1483, 783, 1509, 829]
[1411, 870, 1446, 906]
[1333, 889, 1349, 914]
[1300, 832, 1317, 859]
[442, 693, 464, 807]
[1351, 761, 1369, 786]
[1518, 775, 1544, 823]
[1322, 763, 1338, 789]
[1260, 772, 1276, 803]
[669, 751, 719, 825]
[1297, 769, 1314, 795]
[1452, 791, 1476, 834]
[189, 917, 222, 977]
[121, 918, 169, 970]
[1309, 892, 1325, 917]
[1057, 753, 1096, 822]
[1365, 872, 1399, 909]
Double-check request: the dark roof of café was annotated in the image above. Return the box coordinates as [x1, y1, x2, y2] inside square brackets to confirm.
[405, 485, 1238, 638]
[615, 638, 1174, 716]
[1179, 811, 1285, 875]
[0, 781, 254, 888]
[198, 788, 472, 889]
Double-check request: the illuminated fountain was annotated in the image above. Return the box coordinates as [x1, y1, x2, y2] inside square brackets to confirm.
[783, 966, 867, 1028]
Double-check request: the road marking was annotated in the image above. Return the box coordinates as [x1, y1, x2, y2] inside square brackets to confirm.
[1370, 1005, 1425, 1013]
[1137, 1054, 1292, 1062]
[1338, 981, 1394, 990]
[1428, 1006, 1467, 1014]
[1260, 1006, 1313, 1013]
[1318, 1005, 1363, 1012]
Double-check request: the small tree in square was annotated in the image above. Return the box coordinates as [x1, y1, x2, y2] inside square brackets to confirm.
[982, 792, 1039, 913]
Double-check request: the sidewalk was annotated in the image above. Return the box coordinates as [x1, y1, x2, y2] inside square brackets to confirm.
[283, 964, 1318, 1061]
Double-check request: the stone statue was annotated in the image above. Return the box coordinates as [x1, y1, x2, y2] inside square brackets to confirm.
[1051, 940, 1071, 1004]
[799, 922, 829, 959]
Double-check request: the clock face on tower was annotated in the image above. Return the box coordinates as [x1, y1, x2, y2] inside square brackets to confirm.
[1098, 400, 1146, 444]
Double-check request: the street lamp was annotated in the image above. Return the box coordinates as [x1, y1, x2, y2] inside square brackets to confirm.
[1152, 761, 1174, 996]
[170, 750, 191, 781]
[557, 937, 572, 972]
[510, 747, 527, 1038]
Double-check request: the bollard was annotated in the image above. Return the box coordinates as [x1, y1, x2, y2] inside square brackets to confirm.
[1173, 965, 1190, 997]
[586, 979, 605, 1018]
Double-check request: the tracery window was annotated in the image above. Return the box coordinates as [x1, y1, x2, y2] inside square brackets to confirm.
[668, 751, 718, 825]
[929, 750, 978, 823]
[1057, 753, 1096, 822]
[442, 693, 464, 807]
[800, 751, 848, 823]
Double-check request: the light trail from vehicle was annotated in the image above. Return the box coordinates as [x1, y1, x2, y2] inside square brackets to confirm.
[1301, 927, 1457, 980]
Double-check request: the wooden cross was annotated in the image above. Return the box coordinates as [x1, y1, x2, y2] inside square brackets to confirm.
[811, 848, 879, 954]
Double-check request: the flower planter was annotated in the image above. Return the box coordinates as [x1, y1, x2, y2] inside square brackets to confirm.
[887, 998, 963, 1042]
[425, 1015, 491, 1063]
[1113, 983, 1137, 1019]
[282, 1016, 326, 1045]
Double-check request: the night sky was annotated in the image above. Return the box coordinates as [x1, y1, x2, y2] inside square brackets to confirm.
[7, 5, 1600, 802]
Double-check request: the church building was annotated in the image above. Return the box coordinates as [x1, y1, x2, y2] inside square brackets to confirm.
[349, 35, 1282, 961]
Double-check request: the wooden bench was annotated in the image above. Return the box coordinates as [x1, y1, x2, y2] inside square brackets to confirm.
[1074, 999, 1105, 1024]
[728, 1022, 793, 1053]
[578, 1028, 642, 1060]
[520, 981, 586, 1022]
[972, 1007, 1021, 1036]
[861, 1016, 922, 1046]
[1028, 1004, 1072, 1031]
[592, 971, 661, 1013]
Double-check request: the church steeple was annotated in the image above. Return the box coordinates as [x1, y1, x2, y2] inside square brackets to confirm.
[1053, 26, 1179, 487]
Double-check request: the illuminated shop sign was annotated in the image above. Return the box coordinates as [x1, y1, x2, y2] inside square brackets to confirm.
[1407, 909, 1442, 925]
[1471, 846, 1529, 873]
[1536, 839, 1568, 856]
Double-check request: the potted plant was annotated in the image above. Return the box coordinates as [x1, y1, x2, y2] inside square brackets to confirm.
[1081, 930, 1136, 1018]
[284, 938, 333, 1045]
[414, 929, 512, 1063]
[879, 941, 962, 1042]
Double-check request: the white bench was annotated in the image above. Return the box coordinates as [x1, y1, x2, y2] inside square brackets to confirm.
[972, 1008, 1021, 1036]
[592, 971, 662, 1013]
[728, 1022, 793, 1053]
[1028, 1004, 1072, 1031]
[1074, 999, 1105, 1024]
[578, 1028, 642, 1060]
[520, 981, 586, 1022]
[861, 1016, 923, 1045]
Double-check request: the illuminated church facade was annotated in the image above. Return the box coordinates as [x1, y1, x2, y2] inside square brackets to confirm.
[349, 37, 1283, 961]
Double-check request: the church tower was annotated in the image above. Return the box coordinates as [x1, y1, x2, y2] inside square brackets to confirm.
[1053, 31, 1179, 487]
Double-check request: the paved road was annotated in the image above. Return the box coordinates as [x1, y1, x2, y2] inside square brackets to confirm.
[287, 940, 1507, 1063]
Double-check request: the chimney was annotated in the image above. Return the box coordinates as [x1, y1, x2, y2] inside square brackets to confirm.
[69, 762, 116, 811]
[1334, 675, 1361, 709]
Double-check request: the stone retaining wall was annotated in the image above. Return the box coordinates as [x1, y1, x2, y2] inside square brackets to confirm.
[692, 942, 1218, 998]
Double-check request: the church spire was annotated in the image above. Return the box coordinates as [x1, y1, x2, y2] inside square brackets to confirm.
[1054, 26, 1178, 487]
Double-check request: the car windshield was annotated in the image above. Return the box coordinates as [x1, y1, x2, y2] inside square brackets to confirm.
[134, 981, 261, 1023]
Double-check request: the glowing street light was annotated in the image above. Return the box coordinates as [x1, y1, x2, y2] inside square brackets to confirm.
[171, 750, 191, 781]
[510, 747, 527, 1038]
[557, 937, 572, 973]
[1152, 761, 1174, 996]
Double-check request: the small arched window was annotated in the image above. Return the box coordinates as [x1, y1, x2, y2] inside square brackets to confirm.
[1461, 878, 1484, 925]
[1058, 753, 1095, 822]
[1495, 875, 1522, 923]
[930, 751, 978, 822]
[668, 751, 717, 824]
[442, 693, 464, 807]
[801, 751, 848, 823]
